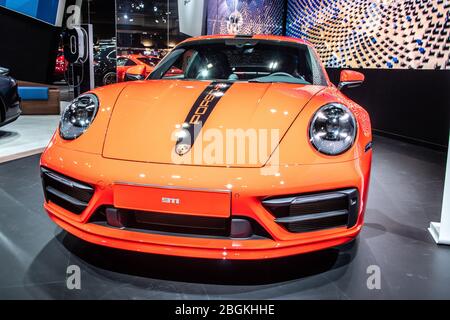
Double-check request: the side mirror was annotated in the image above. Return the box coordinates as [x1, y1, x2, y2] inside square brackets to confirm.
[125, 65, 146, 81]
[338, 70, 364, 90]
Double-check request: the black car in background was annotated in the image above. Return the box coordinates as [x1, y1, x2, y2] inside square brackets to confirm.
[94, 46, 116, 87]
[0, 67, 21, 128]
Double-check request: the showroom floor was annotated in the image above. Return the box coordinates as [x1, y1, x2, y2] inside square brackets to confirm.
[0, 116, 60, 163]
[0, 135, 448, 299]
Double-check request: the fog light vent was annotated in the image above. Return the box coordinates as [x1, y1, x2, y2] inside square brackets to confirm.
[230, 219, 253, 238]
[106, 208, 129, 228]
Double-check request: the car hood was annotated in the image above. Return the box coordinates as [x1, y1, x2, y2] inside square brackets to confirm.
[102, 80, 324, 167]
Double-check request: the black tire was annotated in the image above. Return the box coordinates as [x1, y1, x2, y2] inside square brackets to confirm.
[102, 72, 117, 86]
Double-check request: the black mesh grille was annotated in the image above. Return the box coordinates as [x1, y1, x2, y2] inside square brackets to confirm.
[41, 167, 94, 214]
[133, 210, 230, 237]
[89, 207, 272, 240]
[283, 212, 349, 233]
[262, 189, 359, 233]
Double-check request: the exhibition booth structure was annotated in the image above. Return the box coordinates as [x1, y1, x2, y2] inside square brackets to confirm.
[0, 0, 449, 300]
[430, 133, 450, 245]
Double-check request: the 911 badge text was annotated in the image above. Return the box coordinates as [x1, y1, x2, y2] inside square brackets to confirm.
[161, 197, 180, 205]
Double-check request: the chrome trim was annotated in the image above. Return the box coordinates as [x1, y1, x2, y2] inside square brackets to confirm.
[114, 181, 232, 193]
[41, 167, 93, 191]
[261, 197, 296, 206]
[262, 189, 353, 207]
[292, 192, 346, 205]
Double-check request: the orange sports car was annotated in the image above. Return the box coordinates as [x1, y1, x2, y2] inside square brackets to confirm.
[40, 35, 372, 260]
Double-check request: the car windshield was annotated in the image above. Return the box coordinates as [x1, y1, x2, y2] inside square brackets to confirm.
[149, 40, 327, 85]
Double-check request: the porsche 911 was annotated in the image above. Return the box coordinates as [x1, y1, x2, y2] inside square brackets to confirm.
[40, 35, 372, 260]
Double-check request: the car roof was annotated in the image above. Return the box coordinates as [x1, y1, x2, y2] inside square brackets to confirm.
[179, 34, 312, 47]
[119, 54, 159, 60]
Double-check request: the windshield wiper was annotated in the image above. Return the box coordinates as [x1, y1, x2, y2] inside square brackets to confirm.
[248, 78, 310, 84]
[248, 73, 310, 84]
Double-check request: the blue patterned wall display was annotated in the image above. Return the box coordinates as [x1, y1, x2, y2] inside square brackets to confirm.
[0, 0, 61, 25]
[287, 0, 450, 69]
[207, 0, 284, 35]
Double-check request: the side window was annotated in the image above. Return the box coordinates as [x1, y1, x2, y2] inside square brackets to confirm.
[125, 59, 137, 66]
[117, 57, 127, 66]
[162, 56, 185, 78]
[161, 50, 198, 78]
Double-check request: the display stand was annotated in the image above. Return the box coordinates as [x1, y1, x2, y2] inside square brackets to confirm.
[429, 132, 450, 245]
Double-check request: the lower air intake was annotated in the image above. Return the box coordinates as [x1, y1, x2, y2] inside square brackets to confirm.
[41, 167, 94, 214]
[262, 188, 359, 233]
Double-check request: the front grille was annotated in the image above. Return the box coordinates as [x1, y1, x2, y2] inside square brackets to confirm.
[262, 188, 359, 233]
[89, 207, 231, 237]
[89, 207, 272, 239]
[133, 210, 230, 237]
[41, 167, 94, 214]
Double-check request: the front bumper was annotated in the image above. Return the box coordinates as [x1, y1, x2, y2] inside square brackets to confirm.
[41, 144, 371, 260]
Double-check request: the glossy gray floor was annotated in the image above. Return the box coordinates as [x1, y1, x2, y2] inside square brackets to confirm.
[0, 135, 448, 299]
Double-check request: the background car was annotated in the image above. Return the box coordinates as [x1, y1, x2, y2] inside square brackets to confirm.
[0, 68, 21, 128]
[93, 46, 117, 87]
[116, 54, 160, 82]
[53, 49, 68, 81]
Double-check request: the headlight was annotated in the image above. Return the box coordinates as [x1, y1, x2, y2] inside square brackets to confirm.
[309, 103, 356, 155]
[59, 93, 99, 140]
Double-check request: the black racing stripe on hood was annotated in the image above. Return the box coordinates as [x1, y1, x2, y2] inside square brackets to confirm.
[175, 82, 232, 156]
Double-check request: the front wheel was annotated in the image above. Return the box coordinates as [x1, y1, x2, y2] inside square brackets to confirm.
[102, 72, 117, 86]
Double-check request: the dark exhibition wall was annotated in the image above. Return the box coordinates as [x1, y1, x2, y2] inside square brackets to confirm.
[80, 0, 116, 41]
[0, 6, 61, 83]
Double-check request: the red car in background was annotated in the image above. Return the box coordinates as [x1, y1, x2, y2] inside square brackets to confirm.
[116, 54, 160, 82]
[54, 49, 68, 81]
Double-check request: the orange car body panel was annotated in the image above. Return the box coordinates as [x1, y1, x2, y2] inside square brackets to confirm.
[340, 69, 365, 83]
[41, 35, 372, 260]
